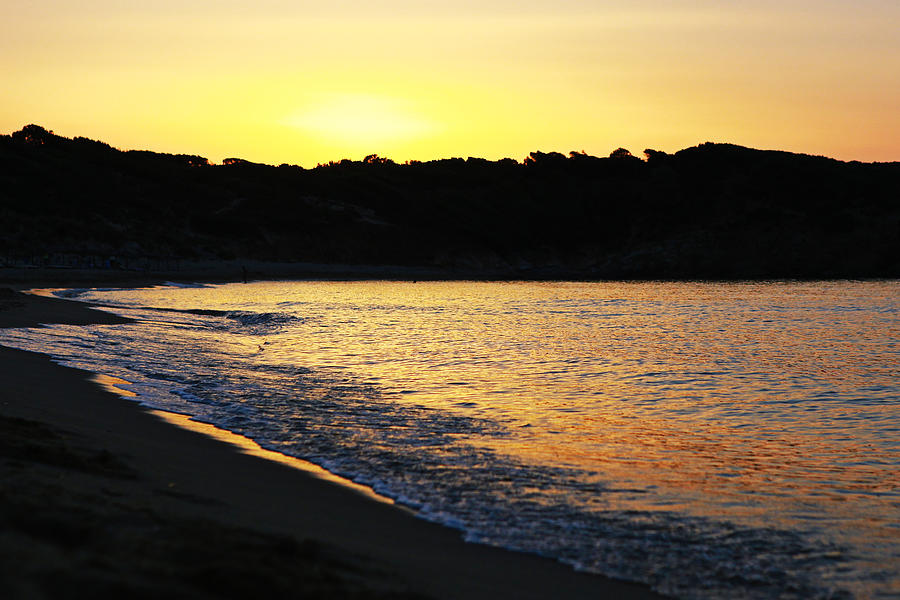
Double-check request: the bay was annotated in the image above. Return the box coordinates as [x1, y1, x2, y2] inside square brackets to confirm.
[2, 280, 898, 599]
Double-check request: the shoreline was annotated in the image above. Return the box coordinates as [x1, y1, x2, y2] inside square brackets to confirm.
[0, 288, 667, 599]
[3, 260, 894, 292]
[90, 371, 399, 507]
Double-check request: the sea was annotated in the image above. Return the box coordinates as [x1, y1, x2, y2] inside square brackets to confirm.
[1, 280, 898, 599]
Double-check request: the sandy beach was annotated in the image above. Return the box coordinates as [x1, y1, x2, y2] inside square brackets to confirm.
[0, 286, 666, 599]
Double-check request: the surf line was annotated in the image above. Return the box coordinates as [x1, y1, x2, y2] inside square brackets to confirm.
[91, 373, 399, 507]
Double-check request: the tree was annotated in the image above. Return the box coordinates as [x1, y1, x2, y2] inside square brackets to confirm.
[643, 149, 670, 165]
[364, 154, 394, 165]
[523, 151, 567, 166]
[12, 124, 55, 145]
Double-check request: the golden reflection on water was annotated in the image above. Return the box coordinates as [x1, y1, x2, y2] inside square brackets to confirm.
[150, 410, 396, 506]
[93, 373, 394, 505]
[93, 373, 137, 397]
[83, 280, 900, 580]
[253, 281, 899, 532]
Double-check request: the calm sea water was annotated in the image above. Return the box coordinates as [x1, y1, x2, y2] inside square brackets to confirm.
[2, 281, 898, 599]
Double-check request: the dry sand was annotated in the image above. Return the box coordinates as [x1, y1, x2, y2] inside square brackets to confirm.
[0, 287, 667, 599]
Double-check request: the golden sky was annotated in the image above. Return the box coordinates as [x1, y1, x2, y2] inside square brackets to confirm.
[2, 1, 898, 165]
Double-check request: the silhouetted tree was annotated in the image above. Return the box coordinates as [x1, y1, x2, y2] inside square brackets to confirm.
[12, 124, 55, 145]
[72, 136, 114, 151]
[609, 147, 634, 159]
[643, 149, 673, 170]
[364, 154, 394, 165]
[176, 154, 210, 168]
[524, 151, 567, 166]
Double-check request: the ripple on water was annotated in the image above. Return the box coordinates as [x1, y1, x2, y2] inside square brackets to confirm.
[0, 280, 897, 599]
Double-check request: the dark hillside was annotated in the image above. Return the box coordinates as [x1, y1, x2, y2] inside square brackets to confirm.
[1, 125, 898, 278]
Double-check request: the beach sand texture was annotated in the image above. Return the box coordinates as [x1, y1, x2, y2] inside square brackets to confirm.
[0, 288, 665, 599]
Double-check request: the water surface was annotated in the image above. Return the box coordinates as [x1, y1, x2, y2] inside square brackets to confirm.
[2, 281, 898, 599]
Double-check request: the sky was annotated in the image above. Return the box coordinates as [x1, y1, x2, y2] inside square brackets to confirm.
[2, 0, 898, 166]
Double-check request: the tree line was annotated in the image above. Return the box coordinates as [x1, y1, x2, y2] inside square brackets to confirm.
[1, 124, 898, 278]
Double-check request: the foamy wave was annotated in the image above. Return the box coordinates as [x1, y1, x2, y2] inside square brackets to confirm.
[225, 311, 305, 329]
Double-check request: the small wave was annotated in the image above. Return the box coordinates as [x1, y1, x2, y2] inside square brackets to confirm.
[161, 281, 214, 289]
[138, 306, 304, 329]
[225, 311, 305, 329]
[151, 307, 230, 317]
[51, 287, 128, 299]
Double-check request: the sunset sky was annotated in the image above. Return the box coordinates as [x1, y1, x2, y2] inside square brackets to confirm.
[2, 0, 898, 166]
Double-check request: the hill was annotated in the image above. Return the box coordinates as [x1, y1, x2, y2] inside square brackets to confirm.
[2, 125, 898, 279]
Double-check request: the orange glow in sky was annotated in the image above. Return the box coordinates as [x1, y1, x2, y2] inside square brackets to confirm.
[2, 1, 898, 165]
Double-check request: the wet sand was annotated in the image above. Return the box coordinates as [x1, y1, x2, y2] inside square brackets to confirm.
[0, 288, 667, 599]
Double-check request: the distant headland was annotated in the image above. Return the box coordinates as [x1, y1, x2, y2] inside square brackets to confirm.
[2, 124, 898, 280]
